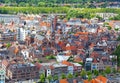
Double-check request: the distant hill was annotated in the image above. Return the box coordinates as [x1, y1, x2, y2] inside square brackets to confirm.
[0, 0, 120, 7]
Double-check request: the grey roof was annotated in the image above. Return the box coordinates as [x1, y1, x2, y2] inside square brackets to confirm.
[86, 24, 99, 28]
[35, 34, 45, 40]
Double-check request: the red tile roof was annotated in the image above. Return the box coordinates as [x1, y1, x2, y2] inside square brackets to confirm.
[62, 60, 73, 66]
[84, 75, 107, 83]
[90, 51, 100, 58]
[2, 59, 9, 67]
[65, 46, 77, 51]
[60, 79, 68, 83]
[76, 32, 88, 35]
[35, 62, 42, 70]
[40, 22, 51, 27]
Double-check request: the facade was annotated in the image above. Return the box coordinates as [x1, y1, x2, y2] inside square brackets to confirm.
[21, 50, 29, 60]
[0, 69, 5, 83]
[91, 62, 99, 71]
[17, 27, 26, 41]
[85, 58, 93, 71]
[0, 33, 16, 41]
[51, 63, 68, 76]
[0, 14, 20, 24]
[96, 13, 118, 19]
[7, 63, 39, 82]
[73, 63, 82, 74]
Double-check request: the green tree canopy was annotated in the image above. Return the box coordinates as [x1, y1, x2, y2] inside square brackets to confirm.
[47, 75, 52, 82]
[93, 69, 99, 76]
[53, 75, 58, 81]
[113, 44, 120, 66]
[80, 70, 87, 78]
[39, 73, 45, 83]
[67, 73, 73, 79]
[61, 73, 66, 79]
[105, 66, 111, 74]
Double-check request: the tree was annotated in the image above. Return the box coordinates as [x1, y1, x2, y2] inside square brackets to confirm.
[112, 68, 117, 74]
[113, 44, 120, 66]
[61, 73, 66, 79]
[19, 2, 26, 7]
[93, 69, 99, 76]
[67, 73, 73, 79]
[39, 73, 45, 83]
[80, 70, 87, 79]
[6, 42, 11, 48]
[105, 66, 111, 74]
[96, 15, 103, 21]
[74, 72, 79, 77]
[47, 75, 52, 83]
[101, 71, 106, 77]
[88, 75, 92, 82]
[53, 75, 58, 81]
[117, 35, 120, 41]
[38, 2, 46, 7]
[103, 22, 109, 27]
[107, 26, 112, 30]
[87, 71, 92, 76]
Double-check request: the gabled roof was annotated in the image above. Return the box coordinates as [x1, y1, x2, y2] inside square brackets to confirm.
[60, 79, 68, 83]
[83, 75, 107, 83]
[35, 62, 42, 70]
[90, 51, 100, 58]
[62, 60, 73, 66]
[65, 46, 77, 51]
[2, 59, 9, 67]
[35, 35, 45, 41]
[74, 56, 83, 63]
[40, 22, 51, 27]
[96, 75, 107, 83]
[76, 32, 88, 35]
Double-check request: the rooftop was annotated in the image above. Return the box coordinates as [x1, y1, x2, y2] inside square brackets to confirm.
[11, 63, 35, 69]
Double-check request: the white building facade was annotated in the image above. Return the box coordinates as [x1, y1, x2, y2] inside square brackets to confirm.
[17, 27, 26, 41]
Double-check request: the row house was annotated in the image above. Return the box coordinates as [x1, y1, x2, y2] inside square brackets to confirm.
[85, 55, 117, 71]
[36, 61, 82, 77]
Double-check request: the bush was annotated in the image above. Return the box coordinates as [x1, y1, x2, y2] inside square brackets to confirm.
[46, 55, 56, 60]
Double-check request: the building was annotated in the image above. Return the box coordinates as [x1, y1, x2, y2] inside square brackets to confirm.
[0, 69, 5, 83]
[52, 63, 68, 76]
[21, 50, 29, 60]
[7, 63, 39, 82]
[85, 58, 93, 71]
[0, 14, 20, 24]
[0, 33, 16, 41]
[96, 13, 118, 20]
[17, 27, 26, 41]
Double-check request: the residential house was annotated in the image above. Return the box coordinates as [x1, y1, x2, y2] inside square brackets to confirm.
[35, 62, 45, 75]
[91, 58, 99, 71]
[73, 63, 82, 74]
[59, 78, 83, 83]
[21, 49, 29, 60]
[96, 13, 118, 20]
[62, 61, 74, 74]
[85, 24, 99, 33]
[34, 34, 45, 45]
